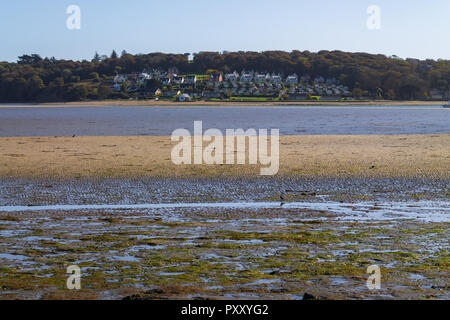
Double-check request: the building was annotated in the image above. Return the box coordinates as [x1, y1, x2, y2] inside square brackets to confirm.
[430, 89, 444, 100]
[271, 74, 282, 84]
[314, 76, 325, 83]
[160, 77, 171, 85]
[112, 83, 121, 92]
[184, 75, 197, 85]
[254, 74, 266, 83]
[137, 73, 151, 86]
[286, 74, 298, 85]
[209, 72, 223, 83]
[114, 74, 127, 83]
[225, 71, 239, 82]
[172, 76, 185, 85]
[240, 72, 253, 83]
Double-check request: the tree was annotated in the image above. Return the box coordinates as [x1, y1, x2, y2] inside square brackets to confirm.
[66, 84, 89, 101]
[121, 81, 129, 94]
[92, 52, 100, 62]
[98, 85, 112, 98]
[111, 50, 118, 59]
[1, 50, 449, 103]
[18, 54, 42, 65]
[353, 88, 363, 99]
[26, 75, 45, 99]
[89, 72, 100, 81]
[387, 89, 396, 100]
[145, 79, 162, 90]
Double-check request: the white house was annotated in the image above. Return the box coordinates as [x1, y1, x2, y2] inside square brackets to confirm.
[112, 83, 121, 92]
[160, 77, 171, 85]
[286, 74, 298, 85]
[271, 74, 282, 84]
[254, 74, 266, 83]
[225, 71, 239, 82]
[172, 76, 185, 85]
[314, 76, 325, 83]
[114, 74, 128, 83]
[137, 73, 151, 86]
[184, 75, 197, 85]
[430, 89, 444, 100]
[240, 71, 253, 83]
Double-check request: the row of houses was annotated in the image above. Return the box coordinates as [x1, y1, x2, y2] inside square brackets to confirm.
[227, 72, 296, 85]
[111, 69, 352, 98]
[201, 83, 350, 98]
[113, 70, 343, 86]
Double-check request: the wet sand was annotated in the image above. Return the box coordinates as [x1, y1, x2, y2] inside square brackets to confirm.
[0, 135, 448, 179]
[0, 176, 448, 300]
[0, 201, 448, 300]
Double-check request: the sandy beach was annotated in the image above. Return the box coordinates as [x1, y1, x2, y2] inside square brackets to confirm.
[1, 100, 447, 108]
[0, 135, 448, 179]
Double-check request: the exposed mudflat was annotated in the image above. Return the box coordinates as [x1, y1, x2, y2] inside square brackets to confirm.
[0, 178, 448, 300]
[0, 177, 449, 206]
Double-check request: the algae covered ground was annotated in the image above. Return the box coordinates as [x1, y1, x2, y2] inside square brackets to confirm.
[0, 178, 448, 300]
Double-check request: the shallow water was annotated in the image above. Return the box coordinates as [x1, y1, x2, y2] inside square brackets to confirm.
[1, 200, 448, 222]
[0, 105, 448, 136]
[1, 202, 448, 300]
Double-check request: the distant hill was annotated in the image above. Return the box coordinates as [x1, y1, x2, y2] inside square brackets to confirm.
[0, 50, 448, 102]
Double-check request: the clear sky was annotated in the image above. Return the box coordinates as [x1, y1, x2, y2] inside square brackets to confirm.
[1, 0, 449, 62]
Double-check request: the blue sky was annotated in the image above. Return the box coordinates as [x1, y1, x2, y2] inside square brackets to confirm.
[1, 0, 449, 62]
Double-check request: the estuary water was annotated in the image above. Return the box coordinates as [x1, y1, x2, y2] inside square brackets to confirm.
[0, 105, 448, 136]
[0, 200, 448, 222]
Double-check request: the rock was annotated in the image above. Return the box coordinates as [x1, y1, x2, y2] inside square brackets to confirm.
[122, 294, 144, 300]
[303, 293, 317, 300]
[145, 288, 165, 295]
[270, 270, 281, 275]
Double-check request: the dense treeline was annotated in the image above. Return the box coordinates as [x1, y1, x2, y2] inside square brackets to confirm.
[0, 50, 449, 102]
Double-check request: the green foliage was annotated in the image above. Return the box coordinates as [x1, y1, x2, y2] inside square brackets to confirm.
[353, 88, 363, 99]
[0, 50, 448, 102]
[145, 78, 162, 90]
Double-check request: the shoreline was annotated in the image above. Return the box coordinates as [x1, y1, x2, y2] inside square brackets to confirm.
[0, 99, 447, 108]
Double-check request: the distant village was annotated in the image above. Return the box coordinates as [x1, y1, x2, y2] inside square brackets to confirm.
[111, 68, 354, 102]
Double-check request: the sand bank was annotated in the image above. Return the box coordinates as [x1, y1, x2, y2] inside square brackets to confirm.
[0, 135, 448, 179]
